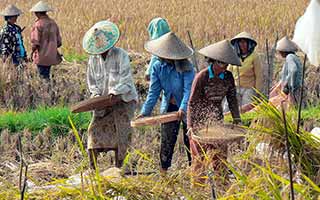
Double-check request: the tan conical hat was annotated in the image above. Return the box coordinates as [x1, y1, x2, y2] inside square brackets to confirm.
[276, 36, 298, 52]
[0, 4, 22, 16]
[30, 1, 53, 12]
[144, 32, 194, 60]
[231, 31, 257, 46]
[199, 40, 241, 66]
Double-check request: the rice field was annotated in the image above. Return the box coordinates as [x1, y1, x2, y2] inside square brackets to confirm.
[0, 0, 310, 58]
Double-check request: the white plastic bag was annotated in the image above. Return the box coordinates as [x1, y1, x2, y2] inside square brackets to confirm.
[293, 0, 320, 66]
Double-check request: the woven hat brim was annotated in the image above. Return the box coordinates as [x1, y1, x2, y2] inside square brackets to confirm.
[82, 21, 120, 55]
[144, 32, 194, 60]
[199, 40, 241, 66]
[30, 1, 54, 12]
[276, 37, 298, 52]
[145, 43, 193, 60]
[30, 8, 53, 12]
[231, 37, 257, 46]
[0, 12, 22, 16]
[231, 32, 257, 46]
[0, 6, 22, 16]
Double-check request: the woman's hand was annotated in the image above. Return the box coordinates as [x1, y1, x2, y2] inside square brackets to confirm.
[135, 114, 145, 119]
[177, 109, 185, 120]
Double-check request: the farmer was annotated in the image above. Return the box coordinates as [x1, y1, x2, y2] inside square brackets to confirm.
[225, 32, 264, 112]
[187, 40, 241, 182]
[188, 40, 241, 132]
[30, 1, 62, 80]
[0, 5, 27, 65]
[269, 36, 302, 105]
[83, 20, 138, 169]
[145, 17, 171, 81]
[138, 32, 195, 173]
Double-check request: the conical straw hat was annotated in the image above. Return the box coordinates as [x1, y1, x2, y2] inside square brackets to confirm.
[276, 36, 298, 52]
[199, 40, 241, 66]
[30, 1, 53, 12]
[0, 5, 22, 16]
[231, 31, 257, 46]
[144, 32, 194, 60]
[82, 20, 120, 55]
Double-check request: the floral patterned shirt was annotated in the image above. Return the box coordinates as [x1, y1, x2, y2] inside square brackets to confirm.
[0, 22, 27, 63]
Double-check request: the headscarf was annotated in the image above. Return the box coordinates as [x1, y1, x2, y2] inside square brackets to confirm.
[232, 39, 257, 60]
[147, 17, 170, 40]
[146, 17, 171, 75]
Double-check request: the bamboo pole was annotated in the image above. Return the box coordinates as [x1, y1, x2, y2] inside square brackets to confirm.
[265, 39, 271, 98]
[281, 102, 295, 200]
[20, 165, 28, 200]
[187, 31, 199, 73]
[296, 54, 307, 134]
[207, 169, 217, 200]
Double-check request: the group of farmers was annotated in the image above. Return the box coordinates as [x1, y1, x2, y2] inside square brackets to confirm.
[1, 3, 303, 173]
[0, 2, 61, 80]
[83, 18, 303, 172]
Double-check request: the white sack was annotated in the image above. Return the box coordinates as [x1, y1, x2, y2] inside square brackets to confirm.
[293, 0, 320, 66]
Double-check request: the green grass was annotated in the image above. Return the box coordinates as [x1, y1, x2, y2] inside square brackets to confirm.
[1, 104, 319, 139]
[0, 107, 91, 138]
[225, 104, 320, 126]
[62, 52, 88, 63]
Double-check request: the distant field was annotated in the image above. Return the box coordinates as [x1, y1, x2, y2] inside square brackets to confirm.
[0, 0, 309, 56]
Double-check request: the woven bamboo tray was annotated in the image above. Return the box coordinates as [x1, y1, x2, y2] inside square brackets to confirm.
[71, 95, 120, 113]
[193, 124, 246, 145]
[131, 112, 179, 127]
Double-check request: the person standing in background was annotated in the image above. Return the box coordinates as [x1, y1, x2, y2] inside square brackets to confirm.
[30, 1, 62, 80]
[270, 36, 302, 105]
[0, 4, 27, 66]
[226, 32, 264, 112]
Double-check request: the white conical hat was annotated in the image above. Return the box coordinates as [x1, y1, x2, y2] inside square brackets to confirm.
[231, 31, 257, 46]
[0, 4, 22, 16]
[199, 40, 241, 66]
[30, 1, 53, 12]
[276, 36, 298, 52]
[144, 32, 194, 60]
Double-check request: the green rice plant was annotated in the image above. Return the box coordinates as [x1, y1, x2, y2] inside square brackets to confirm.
[0, 107, 91, 138]
[246, 97, 320, 181]
[222, 160, 319, 199]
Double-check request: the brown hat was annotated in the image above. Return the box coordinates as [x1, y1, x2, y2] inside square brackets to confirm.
[144, 32, 194, 60]
[199, 40, 241, 66]
[276, 36, 298, 52]
[231, 31, 257, 46]
[0, 4, 22, 16]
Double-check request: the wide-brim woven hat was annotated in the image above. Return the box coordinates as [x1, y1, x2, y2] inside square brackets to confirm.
[144, 32, 194, 60]
[276, 36, 298, 52]
[231, 31, 257, 46]
[82, 20, 120, 55]
[0, 4, 22, 16]
[30, 1, 53, 12]
[199, 40, 241, 66]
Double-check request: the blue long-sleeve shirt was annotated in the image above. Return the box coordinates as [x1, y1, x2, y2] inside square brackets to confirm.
[141, 59, 195, 116]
